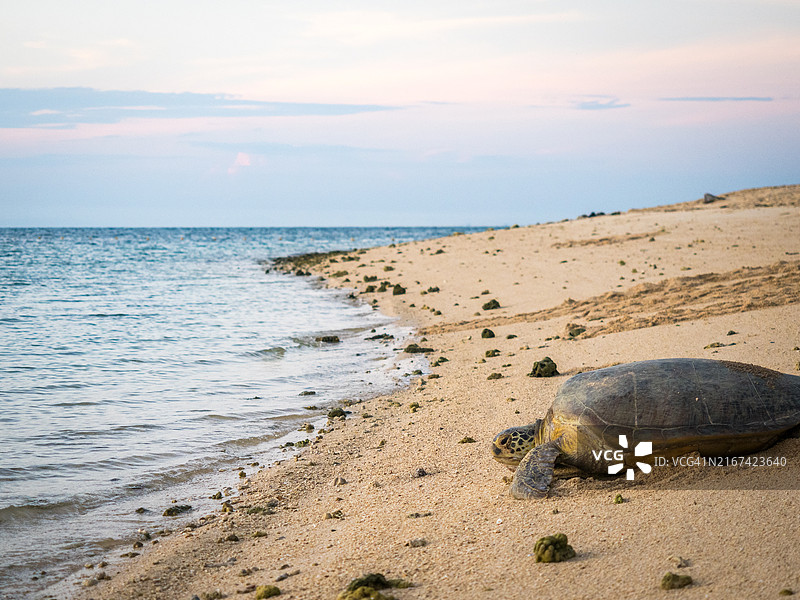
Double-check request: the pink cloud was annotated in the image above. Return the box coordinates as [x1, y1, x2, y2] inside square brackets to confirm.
[227, 151, 251, 175]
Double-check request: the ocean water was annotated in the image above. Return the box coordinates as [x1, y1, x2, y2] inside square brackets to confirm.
[0, 227, 480, 598]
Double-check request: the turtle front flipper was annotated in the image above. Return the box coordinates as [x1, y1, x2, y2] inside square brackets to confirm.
[510, 441, 561, 499]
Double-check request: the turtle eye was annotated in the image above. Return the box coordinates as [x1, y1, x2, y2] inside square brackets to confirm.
[497, 434, 510, 447]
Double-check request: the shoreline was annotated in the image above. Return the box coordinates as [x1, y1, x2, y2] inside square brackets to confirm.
[6, 228, 434, 600]
[72, 186, 800, 600]
[26, 289, 421, 600]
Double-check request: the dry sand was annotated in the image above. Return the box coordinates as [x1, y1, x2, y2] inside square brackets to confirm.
[74, 186, 800, 600]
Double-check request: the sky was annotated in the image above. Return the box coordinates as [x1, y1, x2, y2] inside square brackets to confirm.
[1, 1, 798, 227]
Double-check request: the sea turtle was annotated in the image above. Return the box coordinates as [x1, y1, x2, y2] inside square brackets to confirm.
[490, 358, 800, 499]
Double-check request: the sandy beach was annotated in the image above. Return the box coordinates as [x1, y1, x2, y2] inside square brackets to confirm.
[72, 185, 800, 600]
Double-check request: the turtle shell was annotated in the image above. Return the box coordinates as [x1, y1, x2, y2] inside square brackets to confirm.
[551, 358, 800, 464]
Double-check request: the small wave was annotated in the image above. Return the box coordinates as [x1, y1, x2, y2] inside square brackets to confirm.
[2, 365, 37, 372]
[290, 334, 343, 348]
[223, 434, 274, 449]
[196, 414, 243, 422]
[194, 358, 224, 365]
[1, 281, 32, 288]
[33, 382, 91, 391]
[0, 500, 82, 524]
[246, 346, 286, 360]
[110, 423, 162, 433]
[289, 336, 319, 348]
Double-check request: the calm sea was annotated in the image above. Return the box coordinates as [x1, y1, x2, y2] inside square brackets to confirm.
[0, 227, 479, 598]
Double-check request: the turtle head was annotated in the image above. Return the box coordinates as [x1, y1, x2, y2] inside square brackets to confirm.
[490, 420, 542, 470]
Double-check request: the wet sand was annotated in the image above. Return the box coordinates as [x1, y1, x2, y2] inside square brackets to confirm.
[74, 185, 800, 600]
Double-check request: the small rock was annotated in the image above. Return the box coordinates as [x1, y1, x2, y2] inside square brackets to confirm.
[482, 299, 501, 310]
[328, 408, 347, 419]
[661, 572, 693, 590]
[412, 467, 427, 478]
[299, 390, 316, 396]
[162, 504, 192, 517]
[337, 585, 391, 600]
[81, 578, 98, 587]
[366, 333, 393, 340]
[316, 335, 340, 344]
[534, 533, 576, 563]
[275, 569, 300, 582]
[343, 573, 410, 593]
[779, 589, 795, 596]
[392, 284, 406, 295]
[404, 343, 434, 354]
[458, 436, 477, 444]
[487, 372, 503, 380]
[485, 349, 500, 358]
[406, 538, 427, 548]
[333, 476, 347, 486]
[565, 323, 586, 338]
[325, 510, 345, 520]
[528, 357, 559, 378]
[613, 493, 625, 504]
[481, 328, 495, 338]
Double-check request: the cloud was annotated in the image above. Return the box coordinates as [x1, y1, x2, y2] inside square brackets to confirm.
[0, 87, 397, 129]
[227, 152, 252, 175]
[660, 96, 774, 102]
[574, 96, 631, 110]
